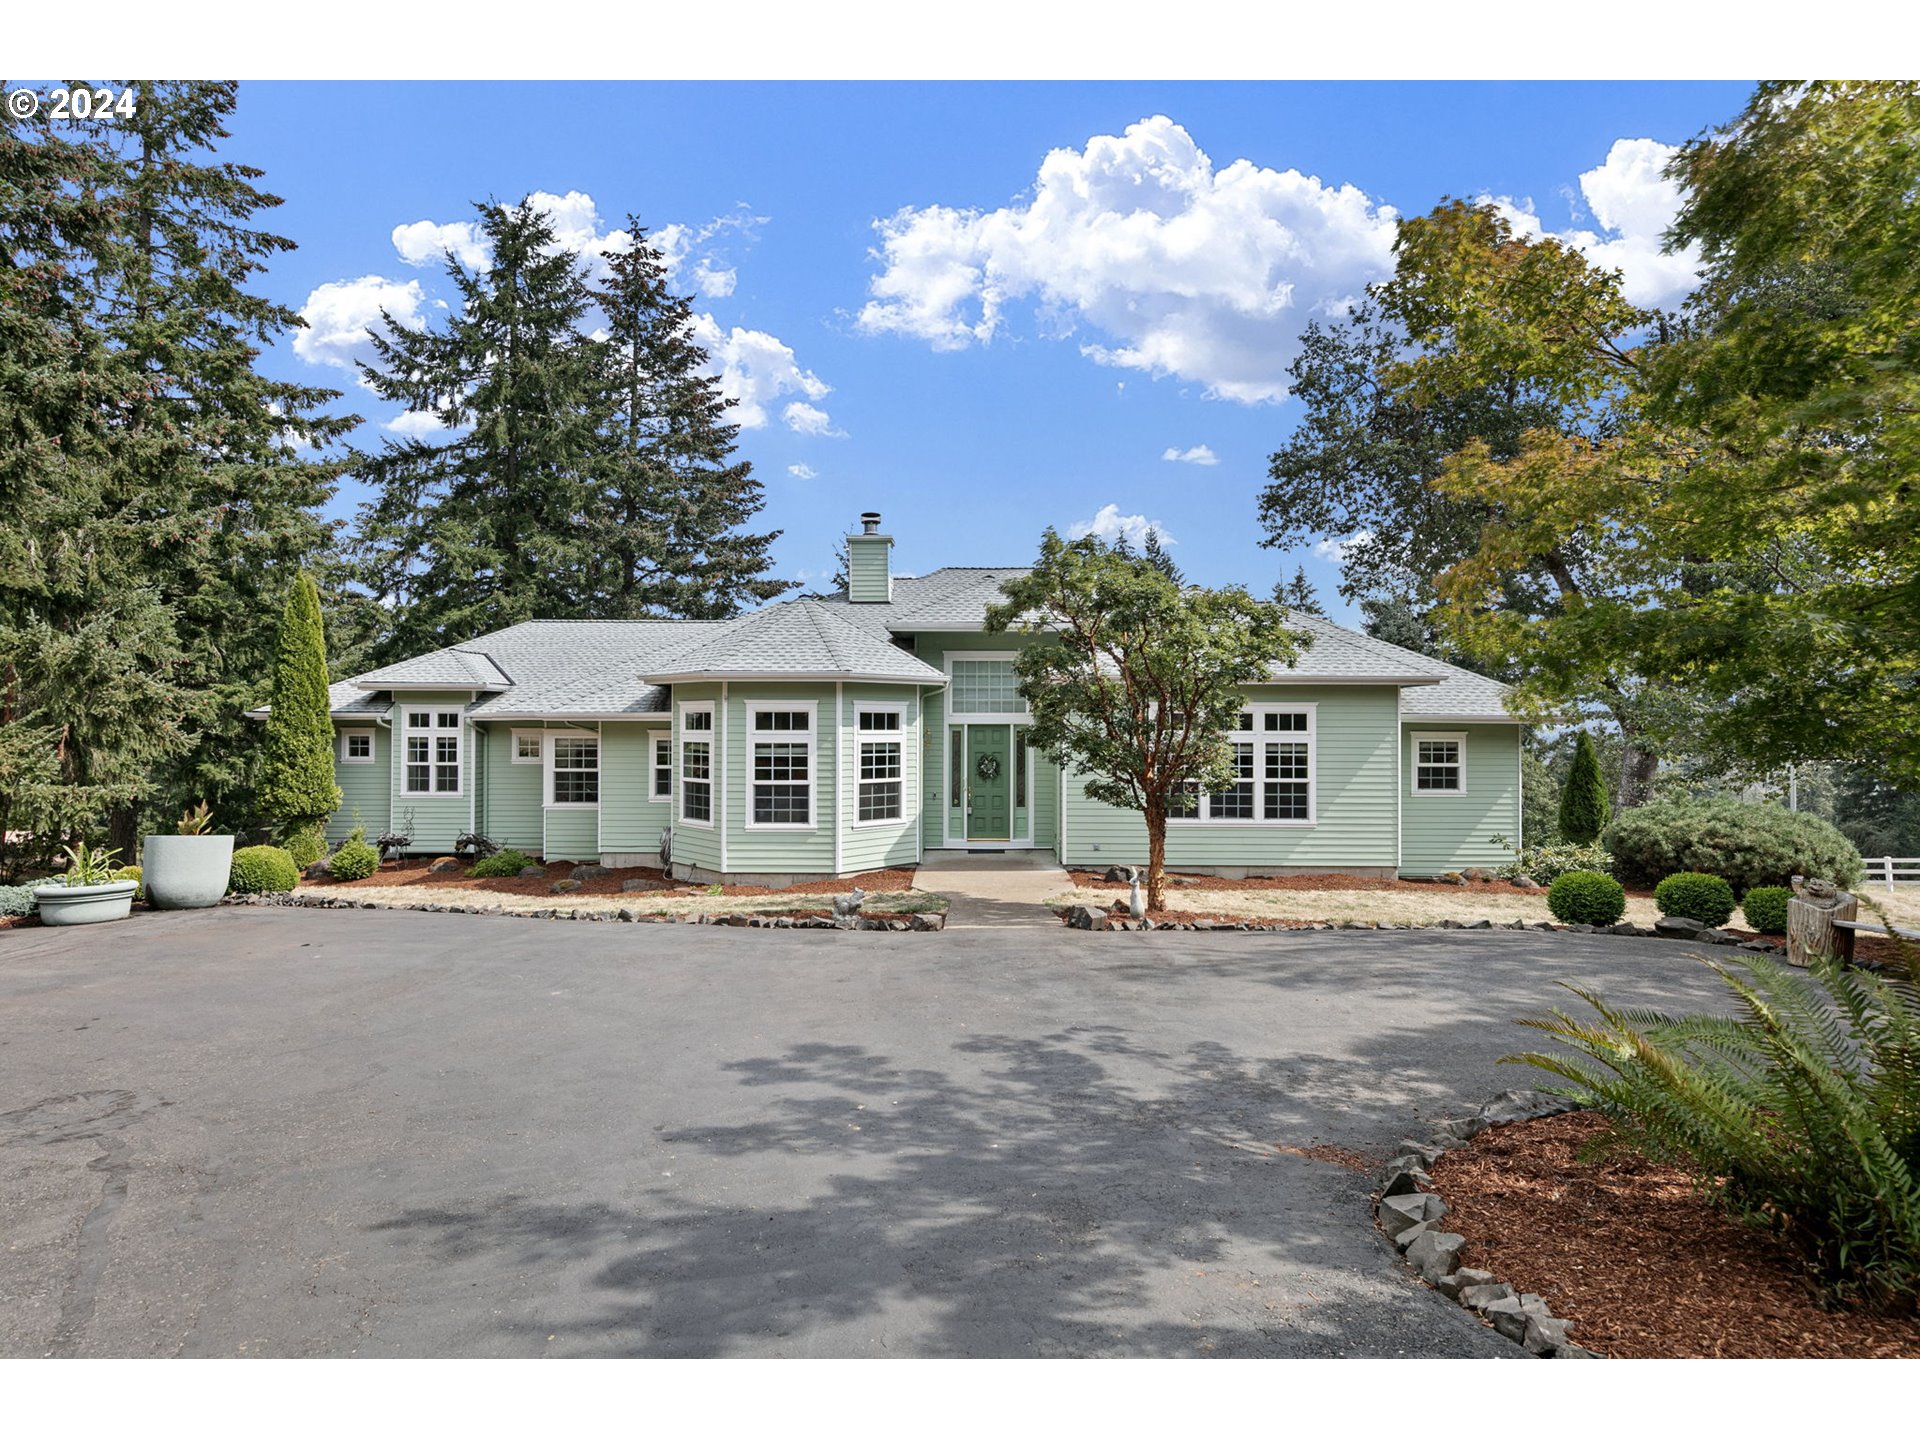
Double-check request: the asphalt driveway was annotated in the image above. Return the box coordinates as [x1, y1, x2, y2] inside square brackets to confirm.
[0, 909, 1729, 1357]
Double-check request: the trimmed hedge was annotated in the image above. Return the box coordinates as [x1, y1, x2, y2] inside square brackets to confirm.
[1742, 885, 1792, 936]
[328, 837, 380, 882]
[467, 848, 532, 879]
[229, 845, 299, 896]
[1548, 870, 1628, 927]
[1503, 842, 1614, 885]
[1654, 871, 1737, 928]
[1605, 797, 1863, 894]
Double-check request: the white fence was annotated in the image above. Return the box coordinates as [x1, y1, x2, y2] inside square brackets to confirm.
[1864, 856, 1920, 895]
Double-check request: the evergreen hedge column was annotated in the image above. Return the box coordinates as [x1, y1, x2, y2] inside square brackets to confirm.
[259, 572, 341, 865]
[1558, 730, 1611, 844]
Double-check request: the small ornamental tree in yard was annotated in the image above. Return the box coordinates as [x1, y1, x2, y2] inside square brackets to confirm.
[1558, 730, 1611, 844]
[258, 573, 340, 862]
[985, 529, 1304, 913]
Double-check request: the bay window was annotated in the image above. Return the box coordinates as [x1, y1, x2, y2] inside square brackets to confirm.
[749, 705, 813, 827]
[680, 704, 713, 825]
[857, 708, 904, 823]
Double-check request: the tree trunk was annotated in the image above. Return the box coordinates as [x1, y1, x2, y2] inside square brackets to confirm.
[1145, 801, 1167, 913]
[1615, 727, 1659, 810]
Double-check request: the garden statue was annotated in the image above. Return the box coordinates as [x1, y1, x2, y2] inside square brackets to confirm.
[1128, 867, 1146, 922]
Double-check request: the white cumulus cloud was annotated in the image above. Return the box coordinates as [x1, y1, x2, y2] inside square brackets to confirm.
[1487, 139, 1702, 309]
[857, 115, 1400, 404]
[1162, 444, 1218, 465]
[1069, 504, 1175, 549]
[783, 401, 845, 438]
[392, 218, 490, 271]
[384, 410, 448, 438]
[787, 463, 818, 479]
[293, 275, 428, 374]
[1312, 529, 1373, 562]
[688, 314, 834, 432]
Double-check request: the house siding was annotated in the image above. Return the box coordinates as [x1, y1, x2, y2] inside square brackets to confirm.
[723, 682, 840, 876]
[839, 683, 921, 872]
[329, 715, 390, 843]
[480, 724, 544, 853]
[1398, 722, 1523, 876]
[668, 683, 722, 875]
[599, 720, 671, 861]
[1058, 684, 1402, 872]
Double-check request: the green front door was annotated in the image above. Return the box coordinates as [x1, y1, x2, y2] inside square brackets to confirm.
[966, 724, 1011, 841]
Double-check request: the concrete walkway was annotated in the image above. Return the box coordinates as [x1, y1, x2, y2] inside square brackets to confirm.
[913, 850, 1071, 927]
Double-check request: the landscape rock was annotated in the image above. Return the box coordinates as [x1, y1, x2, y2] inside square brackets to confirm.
[1434, 1113, 1490, 1143]
[1392, 1221, 1430, 1253]
[428, 857, 461, 873]
[570, 864, 610, 881]
[1511, 876, 1539, 890]
[621, 877, 668, 892]
[1404, 1229, 1467, 1283]
[1478, 1088, 1580, 1126]
[1102, 865, 1134, 883]
[1379, 1192, 1446, 1238]
[1379, 1159, 1431, 1198]
[1395, 1139, 1447, 1169]
[1466, 918, 1492, 929]
[910, 913, 946, 931]
[1607, 922, 1639, 936]
[1481, 1295, 1532, 1344]
[1066, 903, 1109, 931]
[1436, 1267, 1495, 1301]
[1457, 1281, 1516, 1311]
[1569, 923, 1594, 934]
[517, 866, 545, 878]
[1655, 915, 1705, 937]
[1556, 1344, 1602, 1359]
[1524, 1315, 1574, 1355]
[550, 879, 581, 894]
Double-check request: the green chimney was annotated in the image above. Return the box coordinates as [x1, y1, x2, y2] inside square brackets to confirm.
[847, 511, 893, 603]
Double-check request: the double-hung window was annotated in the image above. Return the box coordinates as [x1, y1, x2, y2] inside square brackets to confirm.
[680, 705, 713, 825]
[749, 705, 813, 827]
[1171, 705, 1315, 825]
[857, 709, 903, 823]
[653, 736, 672, 799]
[403, 710, 462, 795]
[1412, 733, 1466, 795]
[549, 734, 600, 806]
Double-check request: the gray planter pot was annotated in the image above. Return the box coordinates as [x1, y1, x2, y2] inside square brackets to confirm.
[34, 879, 137, 926]
[142, 833, 236, 910]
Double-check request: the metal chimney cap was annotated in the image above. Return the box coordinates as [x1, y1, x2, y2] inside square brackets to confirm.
[859, 512, 882, 534]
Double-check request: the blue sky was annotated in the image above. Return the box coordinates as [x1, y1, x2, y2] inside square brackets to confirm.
[234, 81, 1754, 621]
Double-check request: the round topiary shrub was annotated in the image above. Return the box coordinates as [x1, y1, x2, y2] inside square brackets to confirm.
[1653, 871, 1737, 927]
[1741, 885, 1792, 936]
[229, 844, 299, 895]
[328, 837, 380, 882]
[113, 864, 143, 899]
[280, 819, 327, 871]
[1605, 797, 1862, 894]
[466, 848, 532, 879]
[1547, 869, 1628, 927]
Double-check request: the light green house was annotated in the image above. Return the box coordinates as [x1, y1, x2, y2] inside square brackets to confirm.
[301, 512, 1523, 883]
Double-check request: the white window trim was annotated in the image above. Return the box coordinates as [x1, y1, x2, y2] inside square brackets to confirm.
[1411, 730, 1469, 797]
[1168, 702, 1317, 828]
[677, 701, 716, 828]
[399, 708, 463, 798]
[853, 703, 907, 829]
[652, 735, 673, 800]
[339, 728, 375, 765]
[745, 700, 818, 831]
[510, 728, 544, 765]
[545, 730, 601, 810]
[943, 650, 1031, 723]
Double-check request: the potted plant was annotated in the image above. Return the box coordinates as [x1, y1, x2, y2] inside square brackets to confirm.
[142, 802, 237, 910]
[34, 843, 139, 926]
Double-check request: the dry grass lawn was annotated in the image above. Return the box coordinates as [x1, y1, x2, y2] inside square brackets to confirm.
[1045, 883, 1665, 928]
[294, 884, 942, 919]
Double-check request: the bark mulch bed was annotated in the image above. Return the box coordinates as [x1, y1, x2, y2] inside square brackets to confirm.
[1052, 905, 1334, 928]
[304, 858, 917, 900]
[1066, 868, 1543, 895]
[1431, 1110, 1920, 1358]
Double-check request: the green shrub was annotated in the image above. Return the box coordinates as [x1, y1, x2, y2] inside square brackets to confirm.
[1509, 951, 1920, 1308]
[280, 818, 327, 870]
[467, 848, 532, 879]
[1503, 842, 1614, 885]
[113, 864, 143, 899]
[1742, 885, 1792, 935]
[0, 884, 37, 917]
[1654, 871, 1738, 928]
[1557, 731, 1612, 844]
[1605, 797, 1863, 894]
[1547, 870, 1628, 926]
[328, 838, 380, 882]
[229, 845, 299, 895]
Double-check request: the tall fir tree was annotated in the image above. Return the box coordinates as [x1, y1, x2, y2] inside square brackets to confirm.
[258, 572, 339, 865]
[1558, 730, 1612, 845]
[0, 83, 348, 869]
[585, 219, 791, 617]
[1140, 527, 1182, 586]
[352, 200, 601, 661]
[1273, 566, 1323, 614]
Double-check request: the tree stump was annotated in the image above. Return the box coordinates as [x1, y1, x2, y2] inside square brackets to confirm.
[1787, 876, 1857, 967]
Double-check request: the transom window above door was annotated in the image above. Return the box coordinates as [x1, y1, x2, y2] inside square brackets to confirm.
[949, 658, 1023, 715]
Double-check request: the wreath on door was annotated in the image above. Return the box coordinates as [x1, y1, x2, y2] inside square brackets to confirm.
[976, 753, 1001, 781]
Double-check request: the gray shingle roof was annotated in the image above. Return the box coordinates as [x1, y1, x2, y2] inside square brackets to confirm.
[463, 620, 730, 717]
[639, 601, 945, 683]
[1398, 663, 1517, 722]
[354, 646, 515, 690]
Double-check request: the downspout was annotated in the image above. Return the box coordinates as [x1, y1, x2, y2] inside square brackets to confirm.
[1394, 688, 1403, 878]
[834, 681, 845, 877]
[719, 681, 730, 878]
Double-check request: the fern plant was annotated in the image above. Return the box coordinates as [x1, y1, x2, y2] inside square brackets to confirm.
[1507, 947, 1920, 1310]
